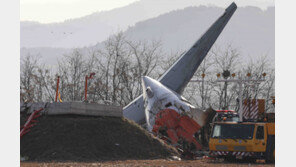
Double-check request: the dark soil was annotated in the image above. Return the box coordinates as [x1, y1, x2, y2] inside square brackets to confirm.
[20, 114, 178, 162]
[21, 159, 275, 167]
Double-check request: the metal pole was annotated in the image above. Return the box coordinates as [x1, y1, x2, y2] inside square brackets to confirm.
[84, 73, 95, 102]
[55, 76, 60, 102]
[202, 76, 204, 109]
[238, 79, 243, 122]
[224, 81, 228, 109]
[205, 74, 265, 122]
[85, 75, 88, 101]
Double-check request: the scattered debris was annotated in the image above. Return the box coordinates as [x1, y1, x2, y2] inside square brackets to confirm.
[169, 156, 181, 161]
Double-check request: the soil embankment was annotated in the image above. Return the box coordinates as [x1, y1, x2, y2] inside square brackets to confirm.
[20, 114, 178, 162]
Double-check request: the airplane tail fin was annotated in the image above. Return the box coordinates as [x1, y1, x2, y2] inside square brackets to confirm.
[123, 2, 237, 124]
[226, 2, 237, 12]
[159, 2, 237, 94]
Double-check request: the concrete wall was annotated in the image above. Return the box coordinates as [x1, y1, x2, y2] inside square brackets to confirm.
[21, 102, 122, 117]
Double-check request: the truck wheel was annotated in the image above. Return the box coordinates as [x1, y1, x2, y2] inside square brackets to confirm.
[266, 135, 275, 163]
[243, 157, 257, 163]
[266, 146, 275, 163]
[224, 156, 236, 162]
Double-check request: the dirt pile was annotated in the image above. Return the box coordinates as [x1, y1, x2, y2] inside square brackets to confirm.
[20, 114, 178, 162]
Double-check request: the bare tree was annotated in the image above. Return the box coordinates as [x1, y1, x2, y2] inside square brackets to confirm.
[242, 55, 275, 112]
[57, 49, 87, 101]
[183, 45, 241, 110]
[183, 52, 215, 109]
[83, 32, 166, 105]
[20, 37, 274, 114]
[20, 54, 41, 102]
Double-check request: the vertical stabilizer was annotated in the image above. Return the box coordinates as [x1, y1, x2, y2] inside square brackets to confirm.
[159, 2, 237, 93]
[123, 2, 237, 123]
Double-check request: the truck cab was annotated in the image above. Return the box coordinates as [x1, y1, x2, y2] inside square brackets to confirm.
[214, 110, 239, 122]
[209, 122, 275, 162]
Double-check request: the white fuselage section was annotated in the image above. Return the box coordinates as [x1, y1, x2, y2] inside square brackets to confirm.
[142, 76, 194, 131]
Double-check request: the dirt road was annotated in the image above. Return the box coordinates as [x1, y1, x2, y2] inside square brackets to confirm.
[21, 159, 275, 167]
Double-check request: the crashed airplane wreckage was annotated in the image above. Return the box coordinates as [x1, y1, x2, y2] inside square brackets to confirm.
[21, 2, 237, 157]
[123, 2, 237, 123]
[142, 76, 215, 154]
[123, 2, 237, 154]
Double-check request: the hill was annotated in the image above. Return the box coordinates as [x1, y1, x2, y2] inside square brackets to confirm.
[21, 6, 274, 66]
[20, 114, 178, 162]
[124, 6, 274, 60]
[21, 0, 274, 48]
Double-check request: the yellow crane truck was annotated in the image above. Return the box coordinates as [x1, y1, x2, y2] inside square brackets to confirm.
[209, 119, 275, 162]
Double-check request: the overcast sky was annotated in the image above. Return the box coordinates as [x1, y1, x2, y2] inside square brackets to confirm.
[20, 0, 274, 23]
[20, 0, 139, 23]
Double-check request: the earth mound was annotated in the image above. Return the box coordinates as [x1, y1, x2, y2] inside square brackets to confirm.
[20, 114, 178, 162]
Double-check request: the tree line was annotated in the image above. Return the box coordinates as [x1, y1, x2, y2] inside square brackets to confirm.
[20, 32, 275, 112]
